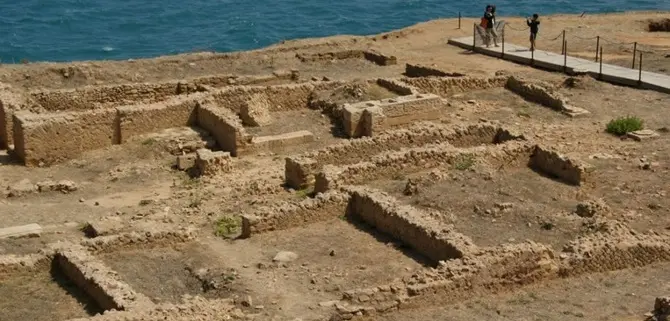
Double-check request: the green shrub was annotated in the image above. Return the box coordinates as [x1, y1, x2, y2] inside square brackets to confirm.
[606, 116, 643, 136]
[214, 216, 241, 238]
[454, 154, 475, 171]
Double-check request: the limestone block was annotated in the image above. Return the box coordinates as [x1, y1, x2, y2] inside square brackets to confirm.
[0, 223, 42, 239]
[82, 217, 124, 238]
[177, 154, 197, 170]
[628, 129, 660, 141]
[342, 101, 378, 138]
[240, 94, 273, 127]
[196, 149, 232, 176]
[251, 130, 314, 151]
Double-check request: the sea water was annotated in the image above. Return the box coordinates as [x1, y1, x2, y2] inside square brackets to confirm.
[0, 0, 668, 63]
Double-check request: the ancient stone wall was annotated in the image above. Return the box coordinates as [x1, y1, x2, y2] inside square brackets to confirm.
[13, 109, 119, 166]
[55, 244, 154, 311]
[529, 145, 593, 186]
[404, 63, 466, 78]
[559, 221, 670, 276]
[285, 122, 523, 189]
[81, 227, 196, 254]
[346, 187, 477, 263]
[0, 253, 51, 275]
[314, 141, 534, 193]
[401, 76, 508, 96]
[196, 101, 250, 156]
[375, 78, 420, 96]
[505, 76, 589, 117]
[240, 190, 350, 237]
[117, 94, 203, 143]
[0, 86, 39, 149]
[210, 81, 344, 114]
[296, 50, 397, 66]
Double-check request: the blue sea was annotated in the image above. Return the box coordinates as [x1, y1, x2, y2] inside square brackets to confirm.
[0, 0, 668, 63]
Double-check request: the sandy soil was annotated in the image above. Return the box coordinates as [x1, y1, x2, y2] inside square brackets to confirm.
[1, 10, 670, 321]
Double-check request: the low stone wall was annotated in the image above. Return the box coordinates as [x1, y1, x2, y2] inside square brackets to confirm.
[341, 93, 444, 138]
[285, 122, 524, 189]
[404, 63, 466, 78]
[0, 253, 51, 275]
[559, 221, 670, 276]
[505, 76, 589, 117]
[13, 109, 119, 166]
[240, 190, 350, 237]
[338, 241, 558, 315]
[401, 76, 509, 96]
[28, 72, 296, 112]
[0, 86, 38, 149]
[196, 100, 250, 156]
[529, 145, 593, 186]
[210, 81, 344, 114]
[375, 78, 421, 95]
[64, 297, 242, 321]
[296, 50, 397, 66]
[81, 227, 197, 254]
[346, 187, 477, 263]
[117, 94, 203, 143]
[55, 244, 154, 311]
[314, 141, 534, 193]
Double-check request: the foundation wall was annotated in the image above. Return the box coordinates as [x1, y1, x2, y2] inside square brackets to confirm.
[401, 76, 509, 96]
[249, 130, 314, 153]
[13, 109, 119, 166]
[0, 253, 51, 275]
[404, 63, 466, 78]
[285, 122, 523, 189]
[55, 245, 153, 311]
[340, 242, 558, 313]
[210, 81, 343, 113]
[81, 227, 197, 254]
[505, 76, 564, 111]
[559, 222, 670, 276]
[0, 88, 36, 149]
[240, 191, 350, 237]
[296, 50, 397, 66]
[314, 141, 534, 193]
[117, 94, 203, 143]
[375, 78, 420, 95]
[529, 145, 592, 186]
[196, 101, 249, 156]
[28, 72, 296, 112]
[346, 187, 477, 263]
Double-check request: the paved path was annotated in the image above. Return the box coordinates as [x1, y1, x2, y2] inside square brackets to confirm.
[448, 36, 670, 95]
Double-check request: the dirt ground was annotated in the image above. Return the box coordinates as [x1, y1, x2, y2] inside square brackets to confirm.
[1, 10, 670, 321]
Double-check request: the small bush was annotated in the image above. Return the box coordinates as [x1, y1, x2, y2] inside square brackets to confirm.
[214, 216, 242, 238]
[454, 154, 475, 171]
[605, 116, 643, 136]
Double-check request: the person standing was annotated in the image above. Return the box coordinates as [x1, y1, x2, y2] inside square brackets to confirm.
[484, 5, 499, 47]
[527, 14, 540, 51]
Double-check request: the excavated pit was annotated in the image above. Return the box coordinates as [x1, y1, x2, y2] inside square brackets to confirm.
[99, 243, 243, 305]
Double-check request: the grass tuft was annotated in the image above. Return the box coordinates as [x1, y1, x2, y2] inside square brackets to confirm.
[453, 154, 475, 171]
[605, 116, 643, 136]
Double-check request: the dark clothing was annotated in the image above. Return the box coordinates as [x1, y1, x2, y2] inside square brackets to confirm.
[484, 12, 495, 29]
[527, 19, 540, 34]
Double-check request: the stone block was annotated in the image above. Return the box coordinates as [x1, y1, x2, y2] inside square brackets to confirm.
[82, 218, 124, 238]
[196, 149, 232, 176]
[177, 154, 197, 170]
[0, 223, 42, 239]
[628, 129, 660, 141]
[251, 130, 314, 151]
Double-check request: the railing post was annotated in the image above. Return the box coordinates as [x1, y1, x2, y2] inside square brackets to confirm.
[595, 36, 600, 62]
[638, 52, 643, 86]
[458, 12, 461, 29]
[561, 30, 566, 55]
[632, 42, 637, 69]
[563, 40, 568, 73]
[599, 47, 603, 80]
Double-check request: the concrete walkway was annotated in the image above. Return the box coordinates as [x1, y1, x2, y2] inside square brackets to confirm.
[448, 36, 670, 95]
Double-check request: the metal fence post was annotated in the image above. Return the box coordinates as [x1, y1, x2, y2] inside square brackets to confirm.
[458, 12, 461, 29]
[595, 36, 600, 62]
[561, 30, 566, 55]
[501, 24, 505, 58]
[531, 47, 535, 66]
[632, 42, 637, 69]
